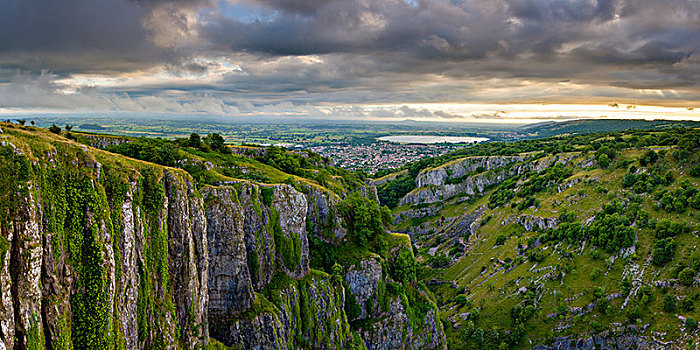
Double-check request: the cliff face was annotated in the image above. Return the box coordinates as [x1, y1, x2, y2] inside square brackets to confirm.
[400, 154, 575, 206]
[345, 255, 446, 350]
[0, 140, 209, 350]
[0, 125, 446, 350]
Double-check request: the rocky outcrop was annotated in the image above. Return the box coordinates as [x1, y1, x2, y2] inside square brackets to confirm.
[218, 276, 353, 349]
[202, 186, 255, 319]
[533, 327, 655, 350]
[305, 186, 348, 243]
[360, 298, 446, 350]
[165, 173, 210, 347]
[237, 183, 310, 288]
[344, 252, 447, 350]
[503, 215, 559, 231]
[229, 146, 268, 159]
[400, 171, 510, 206]
[0, 142, 209, 349]
[345, 256, 383, 320]
[272, 184, 310, 279]
[78, 134, 131, 149]
[401, 154, 577, 206]
[416, 156, 527, 188]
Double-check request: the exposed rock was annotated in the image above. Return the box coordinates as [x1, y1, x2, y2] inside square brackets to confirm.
[229, 146, 268, 159]
[416, 156, 527, 188]
[360, 298, 446, 350]
[0, 129, 448, 350]
[79, 134, 130, 149]
[305, 186, 348, 243]
[503, 215, 559, 231]
[401, 154, 577, 206]
[533, 327, 654, 350]
[165, 172, 210, 347]
[116, 183, 139, 350]
[271, 184, 309, 279]
[203, 186, 255, 321]
[11, 184, 44, 349]
[345, 256, 383, 320]
[218, 276, 353, 349]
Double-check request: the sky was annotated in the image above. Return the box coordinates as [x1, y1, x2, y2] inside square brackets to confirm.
[0, 0, 698, 123]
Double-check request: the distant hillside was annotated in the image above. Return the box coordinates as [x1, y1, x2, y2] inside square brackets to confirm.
[380, 126, 700, 349]
[522, 119, 700, 138]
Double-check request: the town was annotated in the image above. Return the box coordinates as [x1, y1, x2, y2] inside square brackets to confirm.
[309, 141, 463, 174]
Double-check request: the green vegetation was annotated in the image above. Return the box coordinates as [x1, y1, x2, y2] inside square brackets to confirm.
[386, 125, 700, 348]
[271, 208, 303, 271]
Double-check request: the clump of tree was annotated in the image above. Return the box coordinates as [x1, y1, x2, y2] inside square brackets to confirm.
[679, 267, 696, 286]
[657, 185, 700, 213]
[651, 238, 676, 266]
[338, 191, 392, 247]
[662, 294, 676, 313]
[595, 146, 616, 168]
[517, 164, 573, 198]
[181, 132, 231, 154]
[49, 124, 61, 134]
[540, 200, 641, 252]
[107, 137, 180, 167]
[639, 149, 659, 166]
[621, 167, 673, 194]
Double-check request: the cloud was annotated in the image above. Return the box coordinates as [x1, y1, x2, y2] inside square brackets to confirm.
[0, 0, 698, 112]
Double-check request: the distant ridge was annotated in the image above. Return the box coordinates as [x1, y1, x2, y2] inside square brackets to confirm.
[522, 119, 700, 138]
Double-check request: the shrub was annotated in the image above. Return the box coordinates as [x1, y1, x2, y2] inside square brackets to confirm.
[639, 150, 658, 166]
[687, 318, 698, 331]
[651, 238, 676, 266]
[495, 233, 507, 246]
[679, 267, 696, 286]
[49, 124, 61, 134]
[662, 294, 676, 313]
[339, 191, 385, 246]
[390, 248, 416, 284]
[627, 305, 641, 322]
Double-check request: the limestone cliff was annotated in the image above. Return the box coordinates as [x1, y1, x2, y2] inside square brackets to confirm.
[400, 154, 575, 206]
[0, 124, 446, 350]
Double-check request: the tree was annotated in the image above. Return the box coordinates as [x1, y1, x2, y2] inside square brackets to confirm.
[390, 247, 416, 284]
[49, 124, 61, 134]
[662, 294, 676, 313]
[473, 328, 484, 343]
[339, 191, 385, 246]
[639, 150, 658, 166]
[15, 119, 26, 126]
[679, 267, 695, 286]
[64, 124, 73, 131]
[598, 154, 610, 168]
[204, 133, 229, 153]
[188, 133, 201, 148]
[495, 233, 507, 246]
[30, 120, 35, 126]
[652, 238, 676, 266]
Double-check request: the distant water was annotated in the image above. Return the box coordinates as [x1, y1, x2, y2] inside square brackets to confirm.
[377, 135, 489, 144]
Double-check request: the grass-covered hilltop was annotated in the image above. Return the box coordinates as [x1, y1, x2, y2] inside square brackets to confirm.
[377, 124, 700, 349]
[2, 119, 700, 350]
[0, 122, 443, 350]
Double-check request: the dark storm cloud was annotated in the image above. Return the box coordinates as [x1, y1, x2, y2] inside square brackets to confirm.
[0, 0, 216, 73]
[198, 0, 700, 84]
[0, 0, 698, 109]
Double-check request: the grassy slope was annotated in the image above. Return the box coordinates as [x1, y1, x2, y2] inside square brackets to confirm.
[394, 132, 700, 348]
